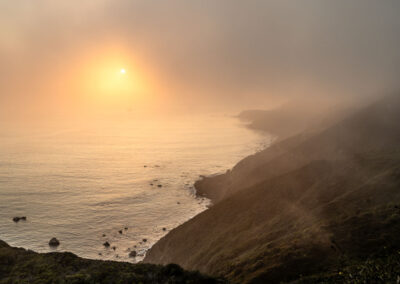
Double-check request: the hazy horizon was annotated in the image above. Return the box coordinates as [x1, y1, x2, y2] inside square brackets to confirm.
[1, 0, 400, 121]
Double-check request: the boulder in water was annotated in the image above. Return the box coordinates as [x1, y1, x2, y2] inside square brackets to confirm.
[49, 237, 60, 247]
[103, 241, 110, 248]
[12, 216, 27, 222]
[129, 250, 137, 258]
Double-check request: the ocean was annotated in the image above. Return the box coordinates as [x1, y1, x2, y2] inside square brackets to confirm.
[0, 114, 270, 262]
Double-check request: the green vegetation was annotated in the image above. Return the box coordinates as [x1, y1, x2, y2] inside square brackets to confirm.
[0, 240, 224, 284]
[293, 251, 400, 283]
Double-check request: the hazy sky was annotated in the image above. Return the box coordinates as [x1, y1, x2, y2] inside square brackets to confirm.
[1, 0, 400, 118]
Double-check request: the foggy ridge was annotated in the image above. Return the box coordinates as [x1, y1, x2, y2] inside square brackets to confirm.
[145, 95, 400, 283]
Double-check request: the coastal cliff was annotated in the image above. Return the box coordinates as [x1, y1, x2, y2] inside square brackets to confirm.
[145, 95, 400, 283]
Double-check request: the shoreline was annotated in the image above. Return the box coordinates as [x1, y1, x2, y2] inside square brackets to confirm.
[0, 239, 222, 283]
[143, 96, 400, 283]
[1, 114, 265, 263]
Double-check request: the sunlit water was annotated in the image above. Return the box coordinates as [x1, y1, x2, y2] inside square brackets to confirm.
[0, 115, 270, 262]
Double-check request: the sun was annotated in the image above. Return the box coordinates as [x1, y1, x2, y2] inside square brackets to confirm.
[75, 50, 156, 106]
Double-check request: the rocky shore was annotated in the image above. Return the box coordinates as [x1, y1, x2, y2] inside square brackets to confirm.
[0, 239, 223, 283]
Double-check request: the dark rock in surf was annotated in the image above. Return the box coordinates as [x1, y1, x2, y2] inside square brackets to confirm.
[103, 241, 110, 248]
[12, 216, 27, 222]
[49, 238, 60, 247]
[143, 238, 147, 242]
[119, 230, 123, 234]
[129, 250, 137, 258]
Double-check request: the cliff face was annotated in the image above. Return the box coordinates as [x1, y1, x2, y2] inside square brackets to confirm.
[0, 240, 222, 283]
[145, 95, 400, 283]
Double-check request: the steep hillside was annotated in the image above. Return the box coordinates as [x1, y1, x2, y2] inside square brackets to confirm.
[196, 96, 400, 203]
[145, 95, 400, 283]
[0, 240, 223, 284]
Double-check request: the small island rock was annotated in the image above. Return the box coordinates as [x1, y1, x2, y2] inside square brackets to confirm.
[49, 237, 60, 247]
[12, 216, 27, 222]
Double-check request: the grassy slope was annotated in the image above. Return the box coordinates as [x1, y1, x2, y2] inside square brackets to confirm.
[0, 240, 223, 284]
[145, 96, 400, 283]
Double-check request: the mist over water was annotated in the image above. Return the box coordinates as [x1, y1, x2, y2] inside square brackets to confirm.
[0, 114, 270, 262]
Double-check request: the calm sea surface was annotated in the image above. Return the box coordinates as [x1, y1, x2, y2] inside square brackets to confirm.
[0, 115, 270, 262]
